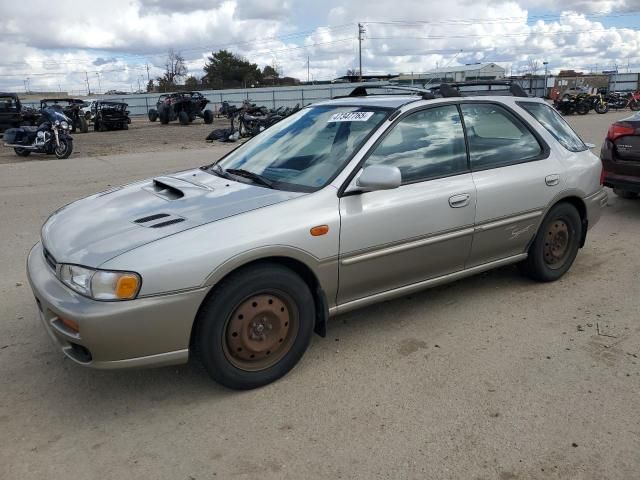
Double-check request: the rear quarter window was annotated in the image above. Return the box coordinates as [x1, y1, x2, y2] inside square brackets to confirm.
[517, 102, 587, 153]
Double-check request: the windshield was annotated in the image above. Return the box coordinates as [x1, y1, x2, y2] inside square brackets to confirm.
[211, 105, 389, 191]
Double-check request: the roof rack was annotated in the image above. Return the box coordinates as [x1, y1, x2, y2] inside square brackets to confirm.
[344, 85, 435, 100]
[430, 81, 529, 98]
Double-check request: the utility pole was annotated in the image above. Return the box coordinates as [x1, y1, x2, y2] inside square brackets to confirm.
[146, 62, 151, 83]
[543, 61, 549, 99]
[307, 56, 310, 84]
[358, 23, 365, 82]
[23, 79, 28, 93]
[84, 71, 91, 95]
[137, 76, 142, 93]
[96, 72, 102, 94]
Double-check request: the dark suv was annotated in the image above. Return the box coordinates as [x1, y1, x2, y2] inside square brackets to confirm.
[601, 112, 640, 198]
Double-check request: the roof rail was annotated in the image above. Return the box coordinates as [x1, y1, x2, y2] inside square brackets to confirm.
[345, 85, 435, 100]
[431, 81, 530, 98]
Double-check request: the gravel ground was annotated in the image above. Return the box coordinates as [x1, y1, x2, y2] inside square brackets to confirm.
[0, 110, 639, 480]
[0, 116, 231, 164]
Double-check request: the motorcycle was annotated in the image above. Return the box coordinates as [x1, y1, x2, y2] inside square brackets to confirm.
[3, 107, 73, 159]
[554, 94, 589, 115]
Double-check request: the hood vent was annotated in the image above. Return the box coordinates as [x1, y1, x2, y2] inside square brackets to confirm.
[152, 179, 185, 200]
[134, 213, 169, 224]
[133, 213, 185, 228]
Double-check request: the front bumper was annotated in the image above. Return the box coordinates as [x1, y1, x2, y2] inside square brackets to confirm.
[584, 188, 608, 230]
[26, 242, 209, 369]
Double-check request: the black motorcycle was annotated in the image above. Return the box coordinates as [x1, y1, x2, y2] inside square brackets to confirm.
[554, 95, 589, 115]
[3, 107, 73, 159]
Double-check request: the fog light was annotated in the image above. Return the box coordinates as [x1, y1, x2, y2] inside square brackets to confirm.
[59, 316, 79, 333]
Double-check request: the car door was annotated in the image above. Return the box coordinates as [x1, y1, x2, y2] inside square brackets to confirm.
[337, 104, 477, 305]
[460, 102, 565, 267]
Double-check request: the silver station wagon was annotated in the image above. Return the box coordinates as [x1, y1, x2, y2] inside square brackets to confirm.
[27, 83, 607, 389]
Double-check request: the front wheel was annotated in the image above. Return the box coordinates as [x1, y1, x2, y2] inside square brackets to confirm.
[54, 138, 73, 159]
[519, 203, 582, 282]
[630, 100, 640, 112]
[148, 109, 158, 122]
[14, 147, 31, 157]
[203, 109, 214, 124]
[595, 102, 609, 114]
[194, 263, 315, 390]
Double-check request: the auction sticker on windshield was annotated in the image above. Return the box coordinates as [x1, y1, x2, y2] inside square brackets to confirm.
[328, 111, 375, 122]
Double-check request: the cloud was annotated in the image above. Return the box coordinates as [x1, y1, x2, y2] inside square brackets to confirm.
[93, 57, 117, 66]
[0, 0, 639, 92]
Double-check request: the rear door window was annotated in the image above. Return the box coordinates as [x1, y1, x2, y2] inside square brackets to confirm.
[517, 101, 588, 152]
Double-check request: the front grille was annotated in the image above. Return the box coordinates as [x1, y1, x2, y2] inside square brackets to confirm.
[43, 247, 57, 271]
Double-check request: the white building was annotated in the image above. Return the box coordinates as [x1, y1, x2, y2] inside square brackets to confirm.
[395, 63, 506, 84]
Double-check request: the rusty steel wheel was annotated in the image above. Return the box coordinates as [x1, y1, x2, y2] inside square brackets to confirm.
[543, 219, 571, 268]
[223, 292, 299, 371]
[519, 202, 581, 282]
[195, 263, 315, 389]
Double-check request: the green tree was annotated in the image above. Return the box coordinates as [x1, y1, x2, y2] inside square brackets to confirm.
[184, 76, 199, 90]
[203, 50, 263, 89]
[146, 79, 155, 92]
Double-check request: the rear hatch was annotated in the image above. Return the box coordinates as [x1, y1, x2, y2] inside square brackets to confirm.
[602, 113, 640, 176]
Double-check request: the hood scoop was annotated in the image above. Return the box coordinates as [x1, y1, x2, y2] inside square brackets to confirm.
[133, 213, 185, 228]
[149, 178, 186, 200]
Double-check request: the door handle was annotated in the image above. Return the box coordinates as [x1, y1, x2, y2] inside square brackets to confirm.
[545, 174, 560, 186]
[449, 193, 471, 208]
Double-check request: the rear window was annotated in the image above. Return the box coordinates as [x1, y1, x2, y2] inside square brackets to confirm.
[518, 102, 587, 152]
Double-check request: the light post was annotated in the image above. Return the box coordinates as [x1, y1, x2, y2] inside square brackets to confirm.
[543, 61, 549, 99]
[95, 72, 102, 95]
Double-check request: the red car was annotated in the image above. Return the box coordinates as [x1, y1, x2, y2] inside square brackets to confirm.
[601, 112, 640, 198]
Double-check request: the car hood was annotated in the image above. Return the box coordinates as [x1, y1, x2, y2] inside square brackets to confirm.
[41, 168, 305, 267]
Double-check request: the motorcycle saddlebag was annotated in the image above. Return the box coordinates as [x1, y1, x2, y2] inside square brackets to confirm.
[3, 128, 23, 144]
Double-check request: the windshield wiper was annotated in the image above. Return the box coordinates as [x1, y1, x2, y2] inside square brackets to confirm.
[208, 163, 233, 180]
[225, 168, 275, 189]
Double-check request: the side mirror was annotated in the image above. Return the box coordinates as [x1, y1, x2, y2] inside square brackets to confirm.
[348, 165, 402, 193]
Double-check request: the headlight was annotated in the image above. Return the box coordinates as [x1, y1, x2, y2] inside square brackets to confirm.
[59, 264, 141, 300]
[60, 121, 69, 130]
[55, 120, 60, 126]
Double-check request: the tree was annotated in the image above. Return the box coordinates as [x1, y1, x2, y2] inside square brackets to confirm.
[146, 79, 155, 92]
[527, 59, 541, 77]
[346, 68, 358, 77]
[184, 76, 199, 90]
[203, 50, 263, 89]
[262, 65, 279, 78]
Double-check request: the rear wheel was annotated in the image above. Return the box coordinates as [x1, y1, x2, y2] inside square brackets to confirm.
[519, 203, 582, 282]
[613, 188, 638, 199]
[203, 109, 214, 124]
[14, 147, 31, 157]
[178, 111, 190, 125]
[148, 109, 158, 122]
[576, 103, 589, 115]
[194, 263, 315, 390]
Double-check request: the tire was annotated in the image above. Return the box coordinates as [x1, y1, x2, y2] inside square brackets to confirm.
[194, 263, 315, 390]
[203, 109, 214, 124]
[148, 109, 158, 122]
[78, 116, 88, 133]
[159, 109, 169, 124]
[576, 103, 589, 115]
[178, 111, 190, 125]
[519, 203, 582, 282]
[613, 188, 638, 199]
[94, 120, 100, 132]
[84, 111, 92, 121]
[14, 147, 31, 157]
[595, 102, 609, 114]
[122, 122, 128, 130]
[630, 100, 640, 112]
[54, 138, 73, 159]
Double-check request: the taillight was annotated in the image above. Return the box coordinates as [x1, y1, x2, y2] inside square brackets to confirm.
[607, 123, 636, 141]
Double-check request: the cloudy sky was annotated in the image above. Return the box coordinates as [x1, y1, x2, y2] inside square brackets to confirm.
[1, 0, 639, 94]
